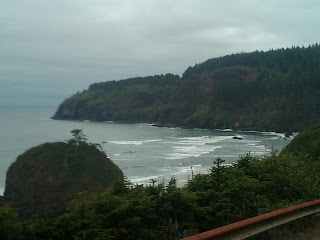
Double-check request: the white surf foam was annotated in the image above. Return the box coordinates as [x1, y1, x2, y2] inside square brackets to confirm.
[169, 136, 232, 146]
[238, 130, 258, 133]
[144, 139, 162, 143]
[109, 139, 162, 145]
[220, 128, 233, 132]
[245, 143, 268, 150]
[170, 136, 209, 141]
[262, 131, 286, 138]
[192, 164, 202, 167]
[176, 166, 193, 173]
[241, 140, 261, 144]
[109, 140, 144, 145]
[164, 135, 231, 160]
[268, 137, 279, 140]
[166, 145, 222, 160]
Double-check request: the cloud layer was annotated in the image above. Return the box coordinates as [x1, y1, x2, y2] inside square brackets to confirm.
[1, 0, 319, 105]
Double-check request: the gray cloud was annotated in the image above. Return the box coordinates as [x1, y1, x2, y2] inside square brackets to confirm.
[1, 0, 320, 105]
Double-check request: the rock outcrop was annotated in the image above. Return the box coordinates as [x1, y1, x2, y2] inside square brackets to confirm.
[4, 141, 124, 217]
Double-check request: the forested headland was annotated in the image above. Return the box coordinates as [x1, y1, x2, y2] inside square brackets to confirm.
[1, 125, 320, 239]
[53, 44, 320, 132]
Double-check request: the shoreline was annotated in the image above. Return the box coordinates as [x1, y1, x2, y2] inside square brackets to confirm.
[51, 116, 294, 135]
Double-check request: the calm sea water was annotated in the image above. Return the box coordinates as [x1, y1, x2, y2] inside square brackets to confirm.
[0, 105, 294, 195]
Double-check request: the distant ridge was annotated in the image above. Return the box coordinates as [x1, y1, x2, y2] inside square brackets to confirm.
[53, 44, 320, 132]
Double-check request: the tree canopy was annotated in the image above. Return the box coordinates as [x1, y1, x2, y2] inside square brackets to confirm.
[53, 44, 320, 132]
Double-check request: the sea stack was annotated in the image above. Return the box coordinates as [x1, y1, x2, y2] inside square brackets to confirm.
[4, 140, 124, 217]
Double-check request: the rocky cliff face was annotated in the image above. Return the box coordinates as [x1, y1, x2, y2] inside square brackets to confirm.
[4, 142, 124, 217]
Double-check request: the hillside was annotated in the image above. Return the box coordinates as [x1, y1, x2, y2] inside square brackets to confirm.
[281, 124, 320, 160]
[53, 44, 320, 132]
[4, 134, 124, 217]
[53, 74, 179, 122]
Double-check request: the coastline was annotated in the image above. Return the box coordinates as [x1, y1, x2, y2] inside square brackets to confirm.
[52, 116, 293, 135]
[1, 106, 294, 197]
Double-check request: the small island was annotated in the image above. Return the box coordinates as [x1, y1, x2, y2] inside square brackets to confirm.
[3, 129, 124, 218]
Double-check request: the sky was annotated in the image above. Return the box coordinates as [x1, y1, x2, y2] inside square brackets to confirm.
[1, 0, 320, 106]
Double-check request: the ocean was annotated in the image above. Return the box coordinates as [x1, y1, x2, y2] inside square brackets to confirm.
[0, 105, 294, 195]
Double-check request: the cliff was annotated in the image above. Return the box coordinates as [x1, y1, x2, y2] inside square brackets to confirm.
[4, 141, 124, 217]
[53, 44, 320, 132]
[53, 74, 179, 122]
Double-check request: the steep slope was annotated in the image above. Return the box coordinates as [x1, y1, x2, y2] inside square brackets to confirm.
[281, 124, 320, 160]
[53, 44, 320, 132]
[53, 74, 180, 122]
[4, 141, 124, 217]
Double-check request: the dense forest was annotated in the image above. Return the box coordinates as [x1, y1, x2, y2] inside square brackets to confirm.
[1, 125, 320, 239]
[53, 44, 320, 132]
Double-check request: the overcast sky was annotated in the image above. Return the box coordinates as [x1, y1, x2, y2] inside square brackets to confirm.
[1, 0, 320, 106]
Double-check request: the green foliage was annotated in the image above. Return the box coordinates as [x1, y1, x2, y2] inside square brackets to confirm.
[0, 207, 22, 240]
[3, 127, 320, 239]
[67, 129, 88, 145]
[1, 152, 320, 239]
[54, 44, 320, 132]
[53, 74, 179, 123]
[6, 151, 320, 239]
[281, 124, 320, 160]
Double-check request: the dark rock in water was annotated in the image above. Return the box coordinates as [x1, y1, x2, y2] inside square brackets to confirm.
[233, 136, 243, 140]
[285, 131, 293, 138]
[4, 142, 124, 217]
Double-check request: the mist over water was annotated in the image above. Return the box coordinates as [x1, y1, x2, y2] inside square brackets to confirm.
[0, 106, 294, 194]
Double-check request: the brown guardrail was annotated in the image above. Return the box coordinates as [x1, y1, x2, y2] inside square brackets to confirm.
[182, 199, 320, 240]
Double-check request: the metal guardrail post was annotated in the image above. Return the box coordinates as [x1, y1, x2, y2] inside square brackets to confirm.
[182, 199, 320, 240]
